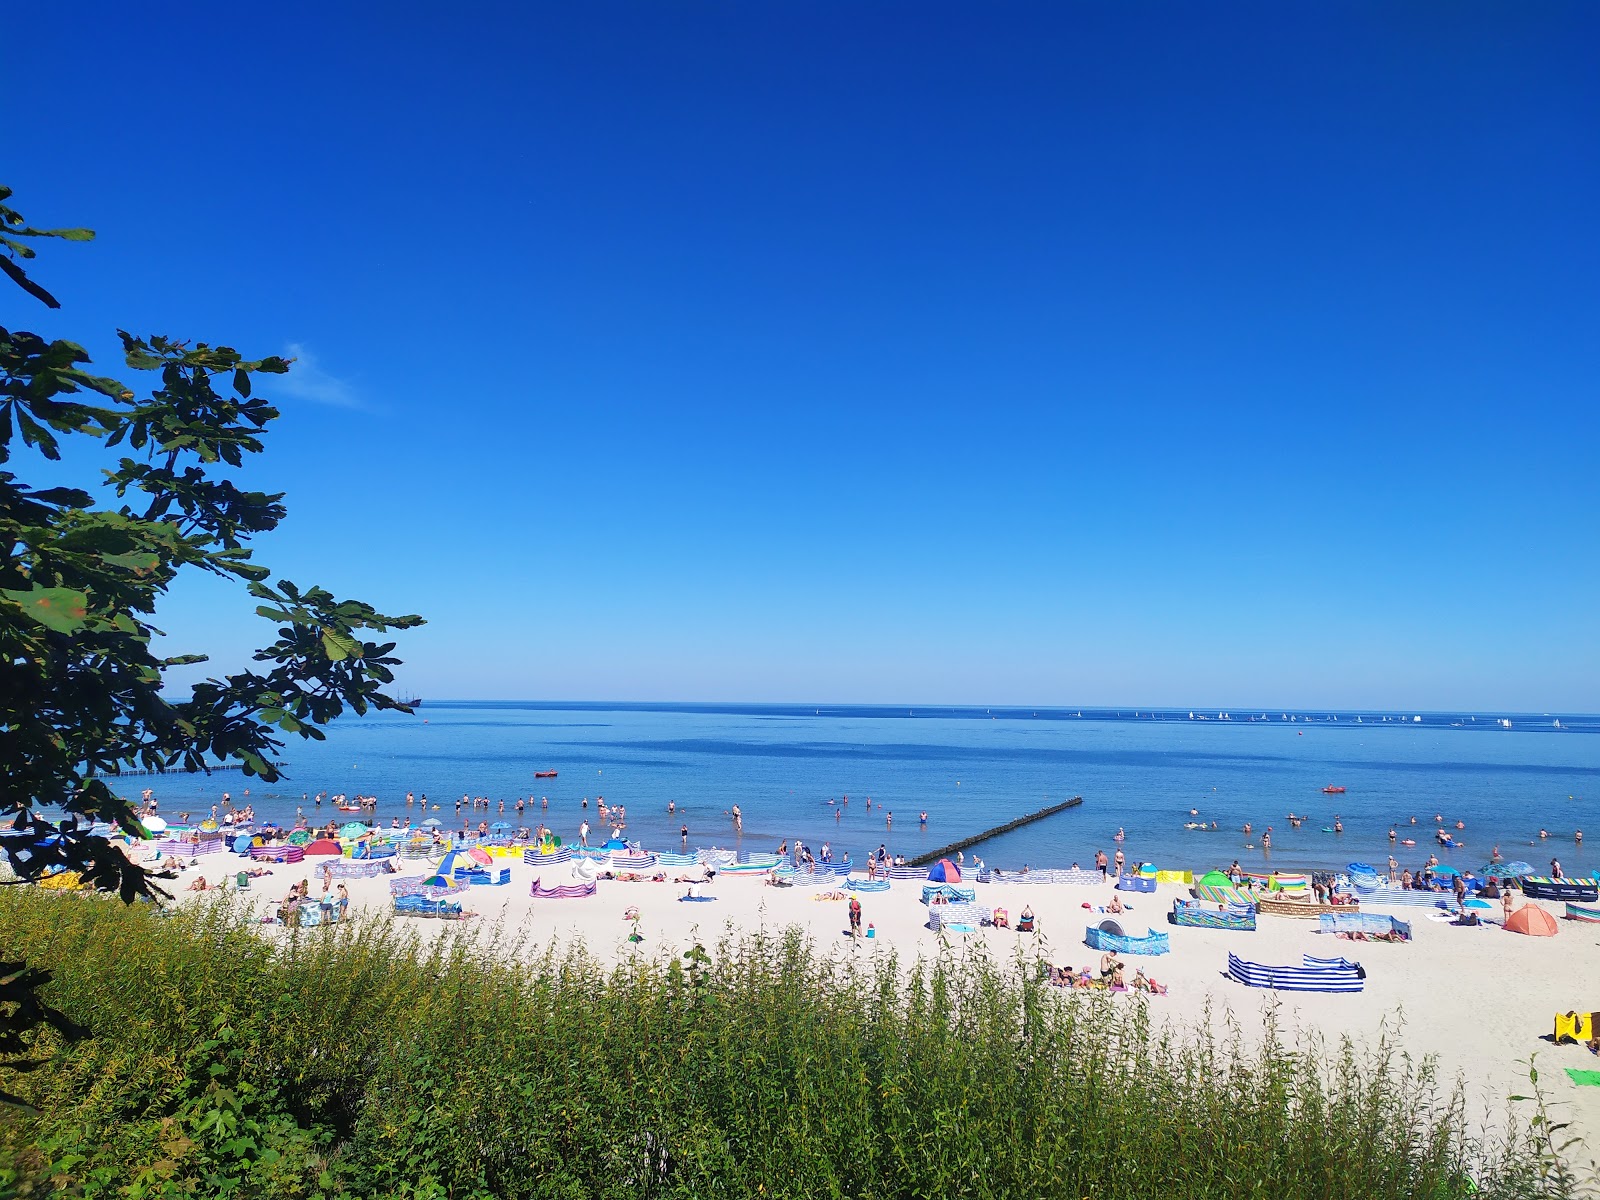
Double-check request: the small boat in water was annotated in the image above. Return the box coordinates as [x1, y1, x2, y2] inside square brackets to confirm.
[1322, 785, 1347, 794]
[535, 771, 558, 779]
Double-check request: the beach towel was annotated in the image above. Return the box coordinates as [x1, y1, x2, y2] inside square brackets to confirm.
[1565, 1069, 1600, 1087]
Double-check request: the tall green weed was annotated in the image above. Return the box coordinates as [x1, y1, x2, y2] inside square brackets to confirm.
[0, 889, 1576, 1199]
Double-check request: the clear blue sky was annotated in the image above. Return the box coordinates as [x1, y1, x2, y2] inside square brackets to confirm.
[10, 3, 1598, 710]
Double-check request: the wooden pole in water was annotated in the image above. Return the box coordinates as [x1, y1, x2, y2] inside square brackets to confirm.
[907, 796, 1083, 867]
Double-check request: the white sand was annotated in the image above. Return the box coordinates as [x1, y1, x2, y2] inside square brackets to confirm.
[181, 853, 1600, 1157]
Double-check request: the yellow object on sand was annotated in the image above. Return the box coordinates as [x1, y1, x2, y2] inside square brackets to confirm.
[1155, 870, 1193, 885]
[1555, 1011, 1600, 1045]
[38, 870, 86, 891]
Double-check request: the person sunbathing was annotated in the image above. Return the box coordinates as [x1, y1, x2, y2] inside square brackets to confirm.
[1133, 968, 1168, 995]
[188, 877, 211, 892]
[1107, 893, 1124, 914]
[1017, 905, 1036, 932]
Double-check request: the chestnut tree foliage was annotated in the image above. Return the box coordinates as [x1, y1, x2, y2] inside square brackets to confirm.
[0, 184, 424, 904]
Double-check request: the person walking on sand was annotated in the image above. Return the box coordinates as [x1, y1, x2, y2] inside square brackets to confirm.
[1095, 849, 1109, 880]
[1113, 848, 1125, 876]
[848, 895, 863, 938]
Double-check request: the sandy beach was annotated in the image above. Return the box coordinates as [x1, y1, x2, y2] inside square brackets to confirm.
[175, 848, 1600, 1157]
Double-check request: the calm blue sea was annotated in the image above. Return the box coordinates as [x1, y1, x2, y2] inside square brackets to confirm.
[131, 703, 1600, 876]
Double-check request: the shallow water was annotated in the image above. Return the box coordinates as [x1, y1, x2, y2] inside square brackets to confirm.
[130, 702, 1599, 876]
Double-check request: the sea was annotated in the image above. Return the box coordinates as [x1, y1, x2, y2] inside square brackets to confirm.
[131, 702, 1600, 877]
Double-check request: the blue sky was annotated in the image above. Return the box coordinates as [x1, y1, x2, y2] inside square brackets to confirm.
[9, 3, 1598, 710]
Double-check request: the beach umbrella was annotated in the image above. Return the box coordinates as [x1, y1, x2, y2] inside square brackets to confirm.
[1430, 865, 1461, 877]
[1504, 861, 1534, 877]
[1505, 906, 1558, 937]
[468, 846, 493, 866]
[490, 821, 511, 831]
[339, 822, 367, 838]
[232, 833, 252, 855]
[142, 816, 167, 835]
[199, 819, 219, 832]
[421, 818, 443, 827]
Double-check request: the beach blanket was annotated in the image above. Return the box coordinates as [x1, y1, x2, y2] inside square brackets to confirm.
[1566, 1070, 1600, 1087]
[531, 877, 597, 899]
[1227, 952, 1365, 993]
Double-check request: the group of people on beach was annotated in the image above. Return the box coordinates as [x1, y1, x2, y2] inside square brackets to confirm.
[1046, 953, 1167, 995]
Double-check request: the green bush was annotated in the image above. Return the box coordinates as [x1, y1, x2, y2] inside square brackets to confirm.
[0, 888, 1571, 1199]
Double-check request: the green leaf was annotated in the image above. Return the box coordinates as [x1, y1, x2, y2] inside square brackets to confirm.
[102, 551, 161, 574]
[0, 585, 91, 633]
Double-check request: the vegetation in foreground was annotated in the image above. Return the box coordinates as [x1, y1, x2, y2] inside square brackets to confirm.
[0, 888, 1579, 1199]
